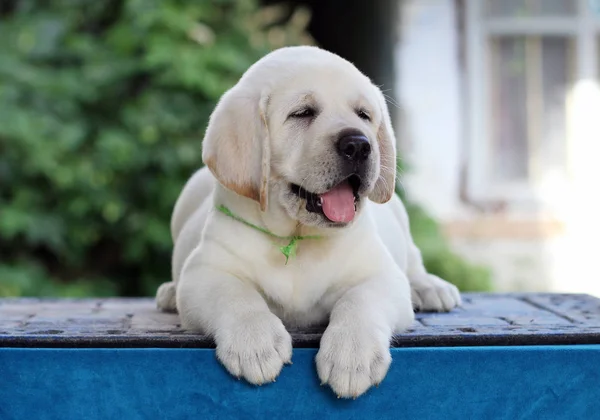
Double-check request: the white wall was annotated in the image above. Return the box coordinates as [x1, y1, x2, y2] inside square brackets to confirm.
[396, 0, 464, 221]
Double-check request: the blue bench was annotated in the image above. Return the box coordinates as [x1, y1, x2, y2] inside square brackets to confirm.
[1, 293, 600, 419]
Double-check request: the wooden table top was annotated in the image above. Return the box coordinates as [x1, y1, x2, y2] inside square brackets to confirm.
[2, 293, 600, 348]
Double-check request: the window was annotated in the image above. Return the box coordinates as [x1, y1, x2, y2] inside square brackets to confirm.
[486, 0, 575, 18]
[489, 35, 573, 183]
[465, 0, 600, 204]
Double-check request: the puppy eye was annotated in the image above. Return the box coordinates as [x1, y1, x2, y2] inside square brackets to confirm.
[289, 107, 316, 119]
[357, 109, 371, 122]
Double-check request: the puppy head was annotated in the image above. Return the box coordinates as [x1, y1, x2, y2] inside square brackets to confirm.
[202, 46, 397, 227]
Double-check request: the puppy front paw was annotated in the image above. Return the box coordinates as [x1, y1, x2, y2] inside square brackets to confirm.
[316, 322, 391, 399]
[215, 312, 292, 385]
[411, 274, 462, 312]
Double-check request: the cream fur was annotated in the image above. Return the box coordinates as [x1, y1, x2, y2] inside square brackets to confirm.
[156, 46, 461, 398]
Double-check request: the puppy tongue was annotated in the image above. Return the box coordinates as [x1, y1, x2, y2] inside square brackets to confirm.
[320, 181, 355, 223]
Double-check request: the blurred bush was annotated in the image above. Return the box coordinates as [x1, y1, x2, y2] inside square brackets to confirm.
[0, 0, 489, 297]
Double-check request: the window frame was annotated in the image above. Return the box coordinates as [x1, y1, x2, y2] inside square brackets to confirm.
[464, 0, 600, 203]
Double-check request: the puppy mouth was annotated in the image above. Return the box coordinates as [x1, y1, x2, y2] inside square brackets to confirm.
[290, 174, 361, 224]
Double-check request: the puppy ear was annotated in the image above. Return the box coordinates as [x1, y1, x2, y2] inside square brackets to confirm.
[202, 86, 270, 211]
[368, 87, 397, 204]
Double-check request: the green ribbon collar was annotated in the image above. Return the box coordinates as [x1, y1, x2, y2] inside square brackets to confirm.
[216, 205, 321, 264]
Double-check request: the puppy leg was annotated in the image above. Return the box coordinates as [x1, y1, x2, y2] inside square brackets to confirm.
[156, 281, 177, 312]
[316, 273, 414, 398]
[177, 267, 292, 384]
[410, 272, 462, 313]
[406, 239, 462, 312]
[392, 197, 462, 312]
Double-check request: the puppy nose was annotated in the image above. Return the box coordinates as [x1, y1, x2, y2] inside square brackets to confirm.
[337, 134, 371, 162]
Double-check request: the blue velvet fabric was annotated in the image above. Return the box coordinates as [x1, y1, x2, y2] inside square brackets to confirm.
[1, 346, 600, 419]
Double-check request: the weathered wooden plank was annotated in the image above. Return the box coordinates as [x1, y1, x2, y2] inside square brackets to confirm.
[1, 293, 600, 348]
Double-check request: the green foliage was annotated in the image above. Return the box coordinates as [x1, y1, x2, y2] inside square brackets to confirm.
[0, 262, 118, 297]
[0, 0, 310, 297]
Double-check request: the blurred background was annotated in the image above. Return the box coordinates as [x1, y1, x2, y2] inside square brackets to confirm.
[1, 0, 598, 298]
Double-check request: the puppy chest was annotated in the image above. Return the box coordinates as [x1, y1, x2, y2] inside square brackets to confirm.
[255, 263, 342, 316]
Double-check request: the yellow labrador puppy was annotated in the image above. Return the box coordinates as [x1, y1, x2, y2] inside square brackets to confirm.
[156, 46, 460, 398]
